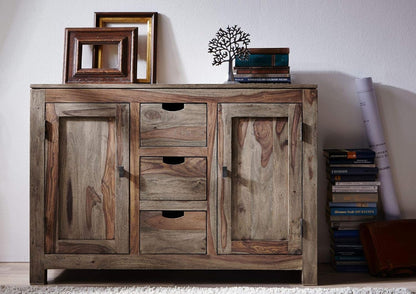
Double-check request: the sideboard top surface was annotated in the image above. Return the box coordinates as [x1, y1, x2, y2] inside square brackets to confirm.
[31, 83, 317, 90]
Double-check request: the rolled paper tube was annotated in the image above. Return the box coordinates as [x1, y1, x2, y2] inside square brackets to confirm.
[355, 77, 401, 220]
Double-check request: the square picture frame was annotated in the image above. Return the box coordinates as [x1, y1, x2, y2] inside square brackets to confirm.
[63, 27, 138, 84]
[95, 12, 158, 84]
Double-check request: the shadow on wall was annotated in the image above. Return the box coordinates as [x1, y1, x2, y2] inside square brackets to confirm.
[156, 14, 186, 83]
[292, 71, 416, 262]
[373, 84, 416, 218]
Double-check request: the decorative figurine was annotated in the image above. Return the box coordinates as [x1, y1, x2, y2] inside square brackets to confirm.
[208, 25, 250, 82]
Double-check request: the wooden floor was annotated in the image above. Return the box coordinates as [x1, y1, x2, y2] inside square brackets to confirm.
[0, 263, 415, 290]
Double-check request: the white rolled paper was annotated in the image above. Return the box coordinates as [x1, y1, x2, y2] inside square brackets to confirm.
[355, 77, 401, 220]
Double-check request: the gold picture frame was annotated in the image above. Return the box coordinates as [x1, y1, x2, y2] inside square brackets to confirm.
[95, 12, 158, 83]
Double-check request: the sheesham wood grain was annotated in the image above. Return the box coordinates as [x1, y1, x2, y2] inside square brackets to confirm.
[34, 83, 317, 89]
[44, 88, 304, 104]
[140, 201, 207, 211]
[57, 117, 112, 241]
[45, 103, 129, 254]
[206, 101, 217, 255]
[140, 103, 207, 147]
[138, 147, 207, 157]
[139, 211, 207, 254]
[115, 104, 130, 253]
[53, 103, 117, 117]
[140, 157, 206, 201]
[130, 103, 140, 255]
[30, 89, 46, 284]
[43, 254, 302, 270]
[219, 103, 302, 255]
[231, 240, 289, 255]
[217, 103, 230, 254]
[301, 89, 318, 285]
[45, 103, 59, 254]
[31, 85, 317, 284]
[231, 117, 289, 242]
[288, 104, 303, 254]
[56, 240, 116, 254]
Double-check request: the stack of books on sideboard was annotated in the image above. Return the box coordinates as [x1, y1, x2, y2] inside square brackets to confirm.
[324, 148, 380, 272]
[234, 48, 291, 83]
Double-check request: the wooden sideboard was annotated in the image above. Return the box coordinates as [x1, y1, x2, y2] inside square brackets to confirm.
[30, 84, 318, 285]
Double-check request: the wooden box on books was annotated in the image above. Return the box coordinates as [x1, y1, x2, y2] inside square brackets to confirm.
[30, 84, 317, 285]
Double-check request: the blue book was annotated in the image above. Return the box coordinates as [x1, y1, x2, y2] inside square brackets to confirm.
[323, 148, 375, 159]
[333, 237, 361, 244]
[332, 264, 368, 272]
[330, 207, 377, 216]
[334, 255, 366, 261]
[329, 167, 378, 175]
[332, 230, 360, 238]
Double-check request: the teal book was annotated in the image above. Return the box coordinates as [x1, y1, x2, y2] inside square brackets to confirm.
[235, 54, 289, 67]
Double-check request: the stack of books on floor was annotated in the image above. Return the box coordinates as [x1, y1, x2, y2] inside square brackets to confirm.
[324, 148, 380, 272]
[234, 48, 291, 83]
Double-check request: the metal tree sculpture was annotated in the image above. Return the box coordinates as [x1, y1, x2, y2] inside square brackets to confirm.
[208, 25, 250, 82]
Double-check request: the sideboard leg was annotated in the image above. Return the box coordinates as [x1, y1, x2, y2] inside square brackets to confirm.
[30, 265, 46, 285]
[30, 89, 47, 285]
[302, 89, 318, 286]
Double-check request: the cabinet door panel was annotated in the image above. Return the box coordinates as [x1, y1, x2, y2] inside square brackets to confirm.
[45, 103, 129, 254]
[218, 103, 302, 255]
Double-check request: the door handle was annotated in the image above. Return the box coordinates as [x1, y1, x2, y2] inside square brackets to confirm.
[118, 166, 125, 177]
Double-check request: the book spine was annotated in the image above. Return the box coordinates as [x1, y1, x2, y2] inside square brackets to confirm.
[247, 48, 290, 54]
[234, 67, 290, 74]
[330, 207, 377, 216]
[331, 265, 368, 272]
[329, 164, 376, 168]
[324, 149, 376, 159]
[331, 186, 378, 193]
[235, 77, 291, 83]
[235, 54, 289, 67]
[332, 229, 360, 238]
[329, 215, 377, 221]
[330, 175, 377, 182]
[329, 202, 377, 208]
[330, 221, 371, 230]
[334, 255, 366, 261]
[333, 237, 361, 244]
[334, 181, 380, 186]
[331, 194, 378, 202]
[329, 167, 378, 175]
[327, 158, 375, 164]
[234, 73, 291, 78]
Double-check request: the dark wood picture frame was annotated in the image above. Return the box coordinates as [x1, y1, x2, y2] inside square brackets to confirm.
[95, 12, 158, 83]
[63, 27, 138, 84]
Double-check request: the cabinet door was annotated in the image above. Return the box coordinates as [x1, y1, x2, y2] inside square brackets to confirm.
[218, 103, 302, 255]
[45, 103, 129, 254]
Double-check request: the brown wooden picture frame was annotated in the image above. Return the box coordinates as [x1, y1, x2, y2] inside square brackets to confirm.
[63, 27, 138, 84]
[95, 12, 158, 83]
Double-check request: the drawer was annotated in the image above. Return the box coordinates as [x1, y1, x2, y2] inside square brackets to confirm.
[140, 103, 207, 147]
[140, 156, 206, 201]
[140, 211, 207, 254]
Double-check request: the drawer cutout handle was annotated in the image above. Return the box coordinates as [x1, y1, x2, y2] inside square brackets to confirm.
[162, 103, 184, 111]
[162, 211, 184, 218]
[163, 157, 185, 165]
